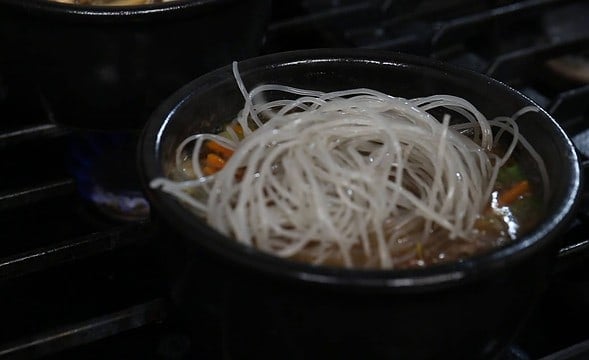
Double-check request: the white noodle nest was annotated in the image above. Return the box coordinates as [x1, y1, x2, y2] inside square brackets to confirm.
[151, 62, 548, 269]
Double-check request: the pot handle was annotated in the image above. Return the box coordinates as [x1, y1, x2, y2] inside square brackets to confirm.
[554, 159, 589, 271]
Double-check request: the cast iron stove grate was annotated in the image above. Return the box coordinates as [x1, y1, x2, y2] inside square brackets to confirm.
[1, 0, 589, 359]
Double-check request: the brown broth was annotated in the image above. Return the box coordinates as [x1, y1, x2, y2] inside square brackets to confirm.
[288, 157, 543, 270]
[181, 118, 545, 270]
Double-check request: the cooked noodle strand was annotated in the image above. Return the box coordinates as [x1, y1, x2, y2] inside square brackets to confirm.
[151, 62, 549, 269]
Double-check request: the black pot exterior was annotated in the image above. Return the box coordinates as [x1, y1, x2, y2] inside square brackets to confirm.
[0, 0, 271, 130]
[139, 49, 583, 359]
[175, 242, 557, 359]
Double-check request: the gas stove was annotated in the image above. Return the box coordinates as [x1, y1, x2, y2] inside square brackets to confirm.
[1, 0, 589, 359]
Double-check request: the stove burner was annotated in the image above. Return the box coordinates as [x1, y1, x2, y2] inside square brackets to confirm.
[67, 131, 149, 222]
[86, 185, 149, 222]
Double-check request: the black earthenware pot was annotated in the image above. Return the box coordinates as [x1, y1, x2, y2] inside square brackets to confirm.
[138, 49, 583, 360]
[0, 0, 271, 130]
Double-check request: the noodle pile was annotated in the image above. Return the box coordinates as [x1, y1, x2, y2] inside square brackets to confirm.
[151, 62, 548, 269]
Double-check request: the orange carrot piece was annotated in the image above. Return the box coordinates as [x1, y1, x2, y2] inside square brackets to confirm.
[202, 166, 216, 176]
[206, 140, 234, 159]
[498, 180, 530, 206]
[232, 123, 244, 137]
[206, 153, 226, 170]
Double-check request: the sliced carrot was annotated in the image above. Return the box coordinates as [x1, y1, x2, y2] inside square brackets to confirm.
[202, 140, 235, 176]
[202, 166, 216, 176]
[498, 180, 530, 206]
[231, 123, 244, 137]
[206, 153, 226, 170]
[206, 140, 234, 159]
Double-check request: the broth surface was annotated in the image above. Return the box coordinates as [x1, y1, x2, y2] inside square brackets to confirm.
[197, 136, 543, 269]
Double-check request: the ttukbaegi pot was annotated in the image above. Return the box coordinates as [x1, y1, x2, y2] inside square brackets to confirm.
[0, 0, 271, 130]
[138, 49, 583, 359]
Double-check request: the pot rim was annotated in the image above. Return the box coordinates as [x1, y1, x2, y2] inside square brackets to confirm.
[0, 0, 238, 21]
[139, 48, 584, 291]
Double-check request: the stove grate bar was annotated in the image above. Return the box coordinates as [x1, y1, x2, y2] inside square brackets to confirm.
[548, 84, 589, 133]
[0, 124, 69, 148]
[486, 35, 589, 82]
[0, 179, 76, 211]
[0, 221, 155, 280]
[431, 0, 576, 50]
[0, 298, 167, 360]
